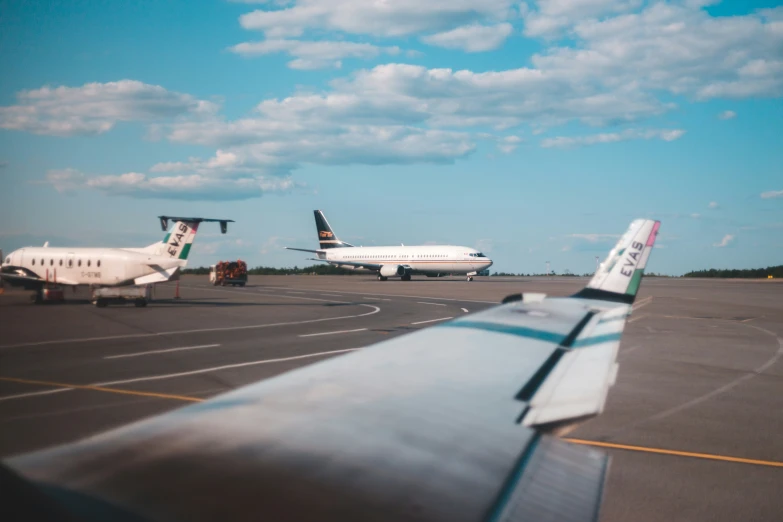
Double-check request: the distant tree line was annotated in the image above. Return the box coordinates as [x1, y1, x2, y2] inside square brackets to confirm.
[182, 264, 358, 276]
[682, 265, 782, 278]
[182, 265, 781, 279]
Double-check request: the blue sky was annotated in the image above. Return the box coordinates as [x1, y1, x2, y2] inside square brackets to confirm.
[1, 0, 781, 275]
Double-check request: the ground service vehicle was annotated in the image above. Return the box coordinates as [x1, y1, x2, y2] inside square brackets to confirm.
[210, 260, 248, 286]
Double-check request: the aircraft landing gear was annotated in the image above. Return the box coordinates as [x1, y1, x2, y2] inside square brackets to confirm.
[378, 275, 388, 281]
[401, 274, 412, 281]
[466, 276, 474, 282]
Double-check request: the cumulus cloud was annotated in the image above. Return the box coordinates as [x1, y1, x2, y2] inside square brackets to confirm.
[713, 234, 734, 248]
[531, 4, 783, 100]
[708, 201, 719, 209]
[541, 128, 685, 148]
[230, 39, 400, 69]
[718, 110, 737, 120]
[45, 168, 87, 192]
[497, 135, 523, 153]
[568, 233, 621, 242]
[0, 80, 218, 136]
[761, 190, 783, 199]
[422, 23, 514, 52]
[44, 168, 298, 201]
[239, 0, 516, 38]
[522, 0, 642, 38]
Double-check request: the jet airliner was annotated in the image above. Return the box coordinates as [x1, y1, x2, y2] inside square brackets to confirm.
[287, 210, 493, 281]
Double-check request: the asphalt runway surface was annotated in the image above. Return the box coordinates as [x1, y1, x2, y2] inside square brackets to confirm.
[1, 275, 781, 521]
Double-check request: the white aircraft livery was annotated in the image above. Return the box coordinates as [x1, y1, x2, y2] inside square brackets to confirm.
[0, 216, 232, 302]
[2, 218, 660, 522]
[287, 210, 493, 281]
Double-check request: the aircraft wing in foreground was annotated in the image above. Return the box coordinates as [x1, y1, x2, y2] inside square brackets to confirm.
[4, 219, 660, 522]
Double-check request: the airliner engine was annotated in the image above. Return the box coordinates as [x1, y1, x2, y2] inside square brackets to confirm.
[379, 265, 409, 278]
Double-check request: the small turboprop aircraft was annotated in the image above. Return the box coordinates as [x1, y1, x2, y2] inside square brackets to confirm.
[3, 218, 659, 521]
[0, 216, 233, 304]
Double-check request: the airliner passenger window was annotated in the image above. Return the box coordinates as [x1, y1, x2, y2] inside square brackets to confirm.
[87, 260, 91, 267]
[78, 260, 82, 267]
[32, 259, 35, 265]
[59, 260, 63, 266]
[97, 260, 101, 267]
[50, 259, 54, 266]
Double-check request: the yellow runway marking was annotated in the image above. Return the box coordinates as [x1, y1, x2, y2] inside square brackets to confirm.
[566, 438, 783, 468]
[0, 376, 205, 403]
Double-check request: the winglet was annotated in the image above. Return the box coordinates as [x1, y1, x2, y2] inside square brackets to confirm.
[573, 219, 660, 304]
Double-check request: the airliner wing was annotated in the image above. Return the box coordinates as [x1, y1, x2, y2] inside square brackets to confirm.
[0, 271, 78, 286]
[285, 247, 321, 254]
[4, 219, 659, 522]
[325, 258, 383, 270]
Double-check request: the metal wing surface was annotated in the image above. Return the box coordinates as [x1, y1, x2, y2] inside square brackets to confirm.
[4, 219, 660, 522]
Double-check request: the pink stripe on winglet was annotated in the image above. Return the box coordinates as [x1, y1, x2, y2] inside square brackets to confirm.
[646, 221, 660, 246]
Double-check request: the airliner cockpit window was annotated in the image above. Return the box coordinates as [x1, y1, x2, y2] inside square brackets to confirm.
[475, 252, 486, 258]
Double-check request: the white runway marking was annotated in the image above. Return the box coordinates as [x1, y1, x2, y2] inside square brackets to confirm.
[417, 302, 447, 306]
[461, 308, 469, 313]
[320, 294, 344, 297]
[628, 314, 648, 324]
[287, 292, 305, 294]
[632, 296, 654, 311]
[299, 328, 368, 338]
[411, 317, 453, 325]
[363, 297, 391, 301]
[0, 349, 360, 402]
[104, 344, 221, 360]
[0, 304, 381, 349]
[276, 287, 497, 304]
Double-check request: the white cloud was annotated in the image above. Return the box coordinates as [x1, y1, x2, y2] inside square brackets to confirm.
[239, 0, 516, 38]
[541, 128, 685, 148]
[708, 201, 719, 209]
[532, 4, 783, 100]
[497, 135, 523, 153]
[89, 172, 297, 200]
[230, 39, 400, 69]
[713, 234, 734, 247]
[45, 168, 86, 192]
[718, 110, 737, 120]
[568, 233, 620, 242]
[422, 23, 513, 52]
[0, 80, 218, 136]
[761, 190, 783, 199]
[523, 0, 642, 38]
[691, 213, 701, 219]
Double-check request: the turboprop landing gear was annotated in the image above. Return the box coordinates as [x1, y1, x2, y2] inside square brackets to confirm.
[378, 275, 388, 281]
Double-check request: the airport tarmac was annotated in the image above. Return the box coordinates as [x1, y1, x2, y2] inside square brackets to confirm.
[1, 275, 781, 521]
